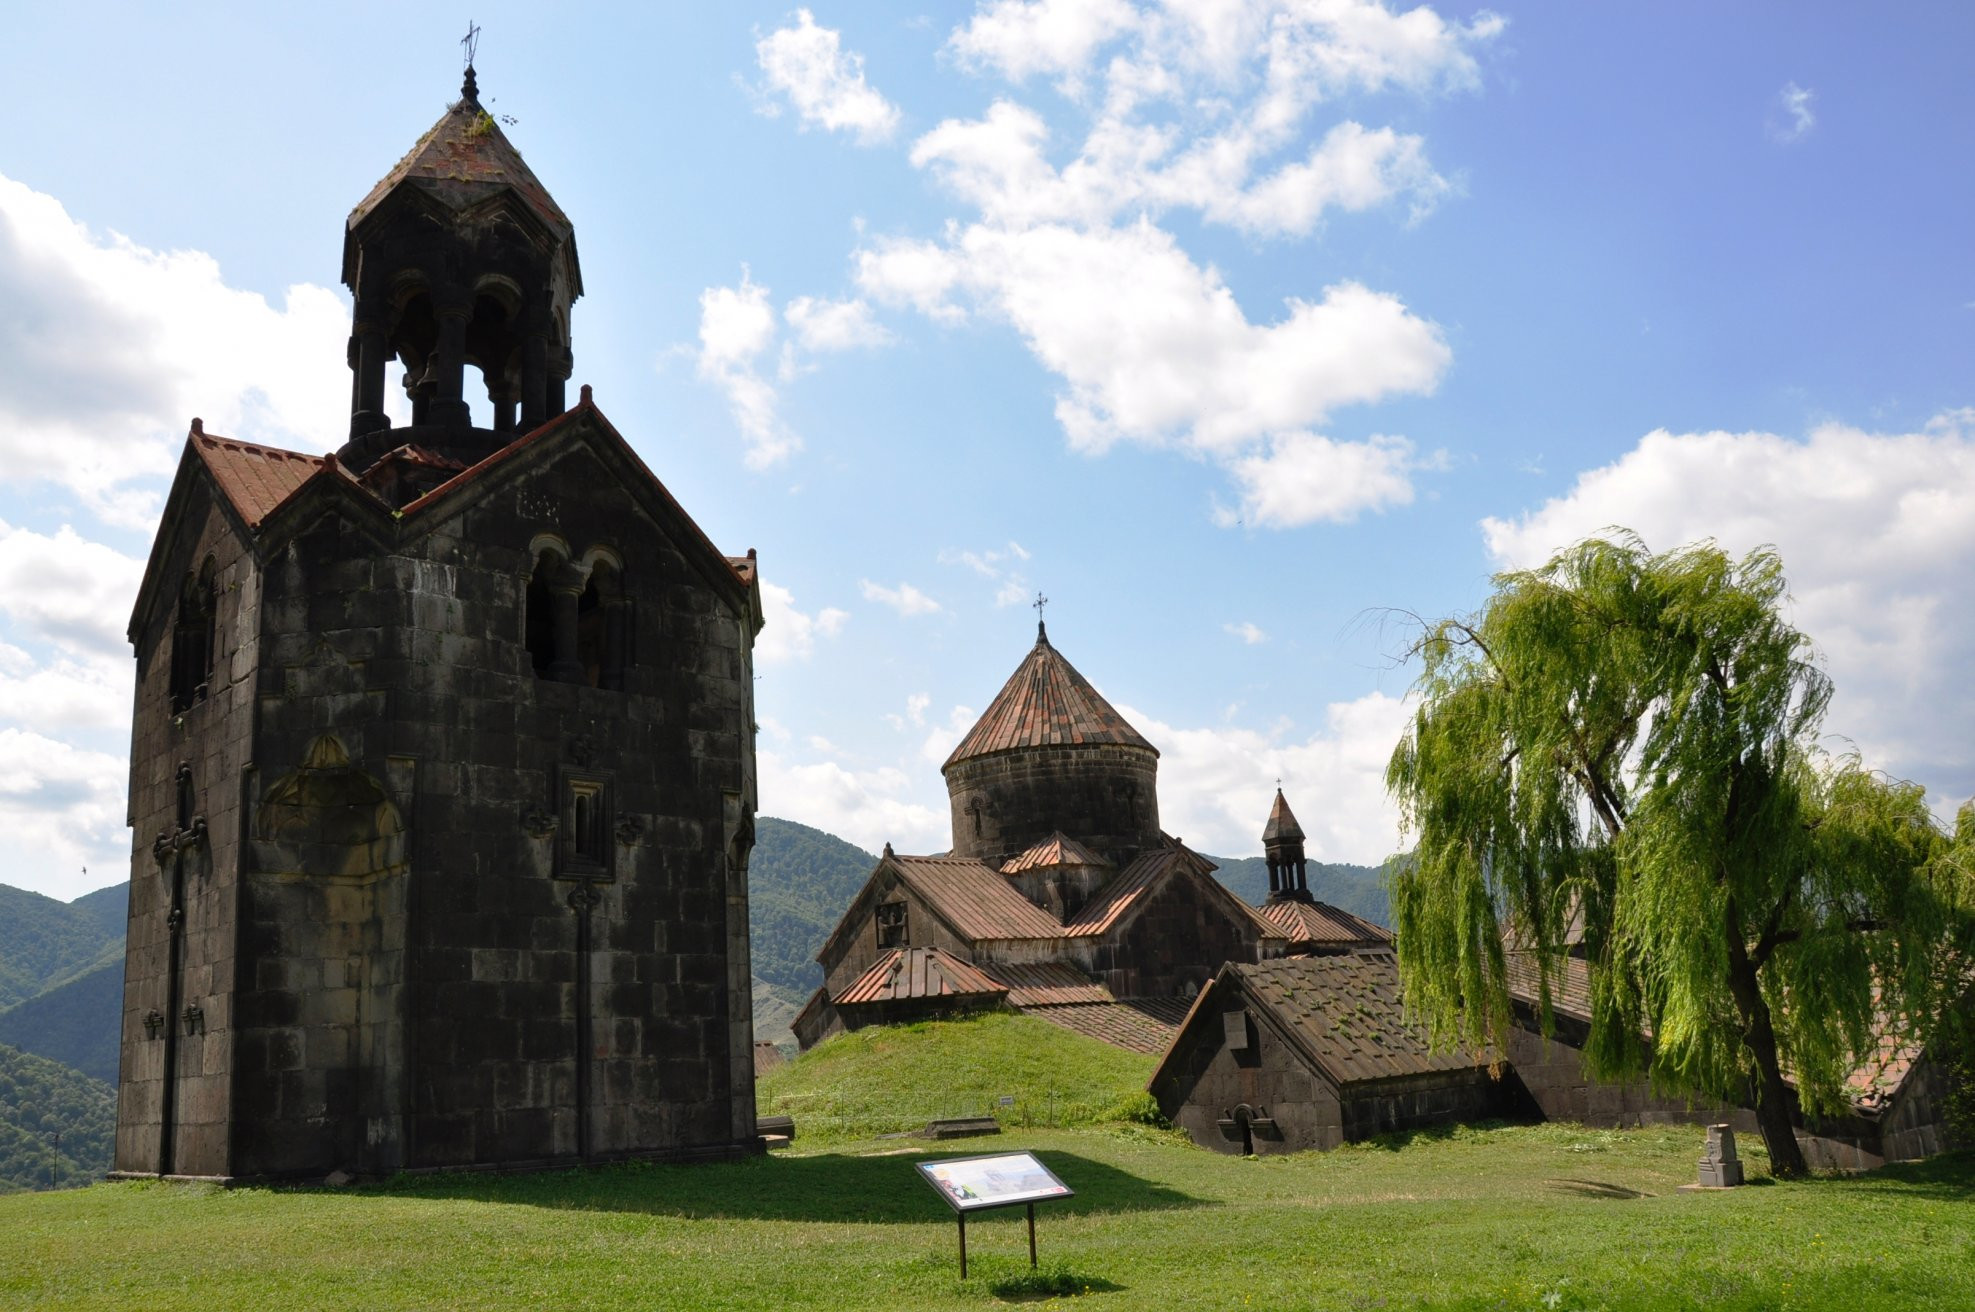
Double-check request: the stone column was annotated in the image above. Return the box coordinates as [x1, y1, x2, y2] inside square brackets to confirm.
[429, 299, 473, 428]
[520, 332, 549, 430]
[349, 304, 393, 439]
[549, 582, 585, 683]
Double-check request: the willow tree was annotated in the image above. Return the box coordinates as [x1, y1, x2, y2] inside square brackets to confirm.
[1386, 534, 1958, 1177]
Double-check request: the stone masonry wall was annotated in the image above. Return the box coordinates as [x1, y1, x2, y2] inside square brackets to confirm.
[944, 745, 1161, 870]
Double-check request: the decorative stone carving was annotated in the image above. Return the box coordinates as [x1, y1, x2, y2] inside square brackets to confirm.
[143, 1010, 166, 1040]
[181, 1004, 205, 1037]
[566, 733, 595, 767]
[567, 885, 604, 913]
[522, 807, 559, 838]
[614, 814, 644, 846]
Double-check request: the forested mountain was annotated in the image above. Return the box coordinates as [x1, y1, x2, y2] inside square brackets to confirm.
[1208, 855, 1391, 927]
[0, 882, 126, 1010]
[747, 817, 879, 997]
[0, 1043, 115, 1192]
[0, 962, 124, 1084]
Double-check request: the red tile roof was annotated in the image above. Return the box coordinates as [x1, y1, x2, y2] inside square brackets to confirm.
[349, 90, 572, 240]
[942, 625, 1156, 769]
[1503, 950, 1595, 1025]
[980, 962, 1114, 1007]
[1000, 832, 1110, 874]
[1263, 898, 1391, 949]
[1063, 846, 1288, 940]
[193, 430, 327, 527]
[1263, 788, 1305, 842]
[1025, 999, 1190, 1054]
[887, 854, 1067, 941]
[834, 947, 1006, 1005]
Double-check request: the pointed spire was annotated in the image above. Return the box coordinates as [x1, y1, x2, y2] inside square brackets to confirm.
[942, 630, 1156, 769]
[1263, 788, 1305, 843]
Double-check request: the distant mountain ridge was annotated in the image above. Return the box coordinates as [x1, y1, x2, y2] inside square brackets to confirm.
[0, 882, 126, 1011]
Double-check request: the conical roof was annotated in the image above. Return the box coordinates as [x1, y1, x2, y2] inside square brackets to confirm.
[1263, 788, 1305, 843]
[943, 624, 1156, 770]
[348, 69, 573, 244]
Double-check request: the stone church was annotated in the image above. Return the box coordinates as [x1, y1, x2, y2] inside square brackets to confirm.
[795, 622, 1310, 1052]
[115, 68, 764, 1180]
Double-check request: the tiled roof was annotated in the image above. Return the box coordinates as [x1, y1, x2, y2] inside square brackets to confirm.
[888, 854, 1066, 941]
[1262, 898, 1391, 949]
[1503, 950, 1595, 1024]
[980, 962, 1113, 1007]
[1263, 788, 1306, 842]
[1024, 999, 1189, 1054]
[834, 947, 1006, 1005]
[1064, 846, 1288, 940]
[350, 83, 572, 239]
[1235, 956, 1488, 1085]
[943, 625, 1157, 769]
[1001, 832, 1111, 874]
[193, 430, 326, 527]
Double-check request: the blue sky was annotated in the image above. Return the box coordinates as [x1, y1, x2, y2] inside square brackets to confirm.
[2, 3, 1970, 900]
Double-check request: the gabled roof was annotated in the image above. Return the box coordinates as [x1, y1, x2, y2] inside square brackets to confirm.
[834, 947, 1005, 1005]
[943, 623, 1157, 770]
[886, 854, 1067, 941]
[1262, 898, 1391, 949]
[1064, 844, 1288, 940]
[1000, 832, 1111, 874]
[1263, 788, 1306, 843]
[348, 76, 572, 242]
[1030, 999, 1190, 1054]
[192, 428, 328, 528]
[1208, 956, 1489, 1086]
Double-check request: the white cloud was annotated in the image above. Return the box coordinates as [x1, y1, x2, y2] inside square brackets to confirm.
[1224, 621, 1267, 645]
[860, 579, 944, 616]
[756, 580, 849, 665]
[0, 520, 147, 658]
[1773, 81, 1815, 143]
[1480, 411, 1975, 811]
[1124, 689, 1417, 861]
[920, 703, 981, 766]
[939, 540, 1036, 606]
[0, 173, 351, 526]
[948, 0, 1137, 87]
[0, 727, 129, 901]
[755, 9, 902, 144]
[757, 747, 946, 854]
[695, 270, 801, 469]
[784, 296, 893, 352]
[884, 691, 935, 733]
[1218, 430, 1428, 527]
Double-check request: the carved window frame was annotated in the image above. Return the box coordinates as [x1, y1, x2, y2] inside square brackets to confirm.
[555, 767, 615, 882]
[876, 899, 908, 949]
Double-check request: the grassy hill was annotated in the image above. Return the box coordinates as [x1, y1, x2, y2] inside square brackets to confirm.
[758, 1011, 1156, 1141]
[0, 1043, 115, 1193]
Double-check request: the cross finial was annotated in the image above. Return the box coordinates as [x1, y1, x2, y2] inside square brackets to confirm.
[1033, 591, 1049, 641]
[462, 20, 481, 69]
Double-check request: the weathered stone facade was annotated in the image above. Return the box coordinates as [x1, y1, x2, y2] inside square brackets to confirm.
[116, 69, 762, 1181]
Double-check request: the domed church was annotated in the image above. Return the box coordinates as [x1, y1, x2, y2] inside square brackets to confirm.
[795, 622, 1296, 1052]
[114, 66, 764, 1181]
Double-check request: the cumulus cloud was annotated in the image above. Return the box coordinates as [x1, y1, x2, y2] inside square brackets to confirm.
[757, 747, 947, 854]
[939, 540, 1035, 606]
[784, 296, 893, 352]
[754, 9, 902, 144]
[860, 579, 944, 616]
[848, 2, 1496, 527]
[0, 173, 351, 526]
[1772, 81, 1815, 143]
[1224, 621, 1267, 645]
[1124, 690, 1417, 861]
[695, 270, 800, 469]
[1481, 412, 1975, 810]
[755, 580, 849, 665]
[0, 728, 129, 900]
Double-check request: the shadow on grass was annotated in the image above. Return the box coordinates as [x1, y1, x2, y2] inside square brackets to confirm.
[1347, 1118, 1518, 1152]
[1545, 1178, 1644, 1199]
[368, 1148, 1209, 1224]
[1795, 1147, 1975, 1201]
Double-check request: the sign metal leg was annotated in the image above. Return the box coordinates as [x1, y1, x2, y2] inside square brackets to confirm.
[958, 1211, 967, 1279]
[1027, 1202, 1037, 1268]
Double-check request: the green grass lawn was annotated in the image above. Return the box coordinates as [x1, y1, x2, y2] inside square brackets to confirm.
[6, 1013, 1970, 1310]
[3, 1124, 1969, 1310]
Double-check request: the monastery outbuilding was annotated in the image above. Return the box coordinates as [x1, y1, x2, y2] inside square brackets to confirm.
[116, 68, 763, 1181]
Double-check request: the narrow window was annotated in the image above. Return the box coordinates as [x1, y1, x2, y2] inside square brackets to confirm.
[169, 559, 217, 712]
[557, 773, 612, 881]
[876, 900, 908, 949]
[525, 550, 557, 677]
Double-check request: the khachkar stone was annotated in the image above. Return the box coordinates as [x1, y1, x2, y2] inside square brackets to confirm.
[1697, 1123, 1745, 1188]
[114, 63, 765, 1182]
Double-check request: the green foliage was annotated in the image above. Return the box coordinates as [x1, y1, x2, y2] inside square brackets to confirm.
[756, 1011, 1155, 1142]
[0, 962, 124, 1084]
[0, 882, 126, 1011]
[0, 1043, 115, 1193]
[3, 1124, 1971, 1310]
[747, 817, 879, 996]
[1387, 535, 1960, 1167]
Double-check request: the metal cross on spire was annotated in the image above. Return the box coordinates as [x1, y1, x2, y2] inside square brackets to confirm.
[1033, 591, 1049, 641]
[461, 20, 481, 69]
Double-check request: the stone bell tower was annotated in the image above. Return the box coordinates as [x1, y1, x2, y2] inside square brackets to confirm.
[115, 64, 764, 1181]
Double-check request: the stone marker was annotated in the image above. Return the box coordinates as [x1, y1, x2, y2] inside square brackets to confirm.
[1697, 1123, 1744, 1188]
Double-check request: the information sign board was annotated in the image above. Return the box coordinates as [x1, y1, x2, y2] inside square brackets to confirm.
[917, 1152, 1073, 1212]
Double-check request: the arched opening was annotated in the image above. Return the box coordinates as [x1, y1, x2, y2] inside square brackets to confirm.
[525, 549, 559, 677]
[390, 288, 437, 427]
[465, 286, 520, 432]
[169, 558, 217, 712]
[577, 559, 626, 689]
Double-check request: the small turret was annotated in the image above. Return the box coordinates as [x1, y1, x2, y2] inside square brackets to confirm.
[1263, 788, 1309, 901]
